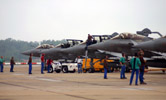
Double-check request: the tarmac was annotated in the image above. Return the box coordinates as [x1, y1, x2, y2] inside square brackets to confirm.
[0, 65, 166, 100]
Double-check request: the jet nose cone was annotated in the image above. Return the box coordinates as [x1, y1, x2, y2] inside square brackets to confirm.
[21, 50, 31, 56]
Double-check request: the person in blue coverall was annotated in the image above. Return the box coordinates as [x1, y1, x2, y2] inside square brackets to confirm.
[120, 53, 127, 79]
[28, 54, 32, 74]
[41, 54, 45, 74]
[129, 53, 141, 85]
[0, 56, 4, 72]
[10, 57, 15, 72]
[138, 51, 147, 85]
[104, 55, 108, 79]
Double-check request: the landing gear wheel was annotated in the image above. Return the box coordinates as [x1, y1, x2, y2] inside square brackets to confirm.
[162, 70, 165, 73]
[110, 67, 114, 72]
[88, 68, 94, 73]
[101, 69, 104, 73]
[83, 69, 87, 73]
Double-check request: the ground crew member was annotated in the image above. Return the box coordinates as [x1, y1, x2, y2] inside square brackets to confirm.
[87, 34, 93, 45]
[139, 53, 147, 84]
[129, 53, 141, 85]
[138, 49, 145, 79]
[10, 57, 15, 72]
[41, 54, 45, 74]
[85, 34, 93, 50]
[120, 53, 127, 79]
[28, 54, 32, 74]
[0, 56, 4, 72]
[76, 56, 83, 73]
[47, 59, 52, 73]
[104, 55, 108, 79]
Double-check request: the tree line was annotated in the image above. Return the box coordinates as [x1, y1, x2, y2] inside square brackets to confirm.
[0, 38, 65, 62]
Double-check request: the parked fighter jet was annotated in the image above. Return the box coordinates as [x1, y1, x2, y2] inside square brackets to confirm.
[22, 39, 83, 58]
[88, 33, 161, 58]
[88, 32, 166, 69]
[22, 44, 55, 57]
[80, 33, 162, 72]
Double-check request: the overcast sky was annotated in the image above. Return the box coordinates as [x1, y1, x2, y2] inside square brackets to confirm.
[0, 0, 165, 42]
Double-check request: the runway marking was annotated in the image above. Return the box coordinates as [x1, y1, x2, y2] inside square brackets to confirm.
[122, 87, 154, 91]
[0, 82, 95, 100]
[37, 78, 62, 82]
[26, 75, 113, 87]
[61, 80, 113, 86]
[26, 75, 108, 86]
[26, 75, 63, 82]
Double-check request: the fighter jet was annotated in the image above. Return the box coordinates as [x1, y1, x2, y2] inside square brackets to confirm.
[88, 33, 161, 58]
[22, 39, 83, 58]
[22, 44, 55, 57]
[88, 32, 166, 70]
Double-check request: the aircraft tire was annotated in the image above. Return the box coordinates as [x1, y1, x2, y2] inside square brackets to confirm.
[88, 68, 94, 73]
[83, 69, 87, 73]
[100, 69, 104, 73]
[110, 67, 114, 72]
[162, 70, 165, 73]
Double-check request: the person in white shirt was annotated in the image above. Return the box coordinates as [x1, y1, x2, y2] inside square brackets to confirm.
[76, 56, 83, 73]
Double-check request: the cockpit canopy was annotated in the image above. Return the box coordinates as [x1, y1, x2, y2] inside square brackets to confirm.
[111, 33, 147, 41]
[36, 44, 55, 49]
[92, 35, 112, 43]
[61, 39, 83, 48]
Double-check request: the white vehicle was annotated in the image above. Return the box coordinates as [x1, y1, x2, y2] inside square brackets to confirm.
[50, 61, 62, 73]
[49, 61, 78, 73]
[61, 63, 78, 73]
